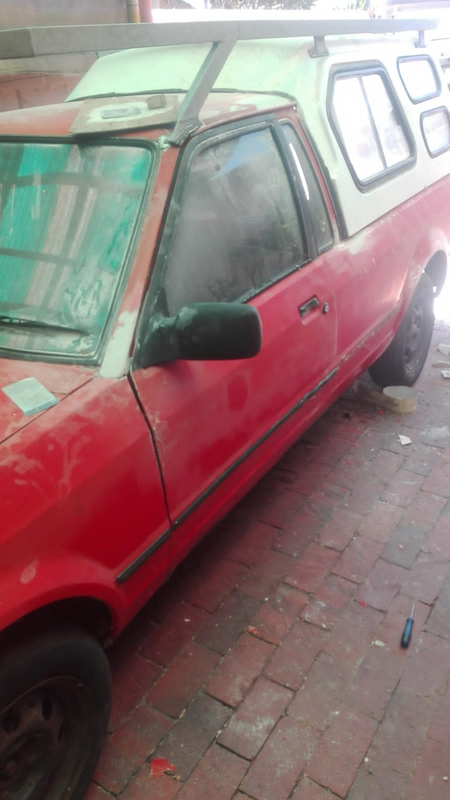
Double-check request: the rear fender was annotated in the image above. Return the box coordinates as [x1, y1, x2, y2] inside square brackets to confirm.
[407, 228, 448, 304]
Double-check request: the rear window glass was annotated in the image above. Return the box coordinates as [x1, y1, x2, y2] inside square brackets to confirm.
[0, 142, 151, 361]
[421, 107, 450, 156]
[330, 69, 413, 186]
[398, 57, 440, 103]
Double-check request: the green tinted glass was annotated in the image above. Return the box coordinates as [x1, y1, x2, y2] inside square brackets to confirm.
[0, 142, 151, 360]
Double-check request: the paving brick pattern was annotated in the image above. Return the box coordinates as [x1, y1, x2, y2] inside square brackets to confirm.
[87, 322, 450, 800]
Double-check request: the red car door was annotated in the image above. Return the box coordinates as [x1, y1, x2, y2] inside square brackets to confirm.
[132, 120, 337, 564]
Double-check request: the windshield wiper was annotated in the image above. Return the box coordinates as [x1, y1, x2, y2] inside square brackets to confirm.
[0, 316, 90, 336]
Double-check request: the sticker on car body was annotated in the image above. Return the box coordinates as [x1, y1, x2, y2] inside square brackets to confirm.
[2, 377, 59, 416]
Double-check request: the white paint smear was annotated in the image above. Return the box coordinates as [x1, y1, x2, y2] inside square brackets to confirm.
[21, 560, 38, 584]
[100, 310, 138, 379]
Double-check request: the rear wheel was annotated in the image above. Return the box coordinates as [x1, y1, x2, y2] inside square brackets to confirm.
[0, 627, 111, 800]
[369, 273, 434, 388]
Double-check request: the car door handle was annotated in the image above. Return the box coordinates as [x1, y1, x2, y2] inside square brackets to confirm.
[299, 296, 320, 318]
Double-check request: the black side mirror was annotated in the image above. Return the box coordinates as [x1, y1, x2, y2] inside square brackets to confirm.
[144, 302, 262, 365]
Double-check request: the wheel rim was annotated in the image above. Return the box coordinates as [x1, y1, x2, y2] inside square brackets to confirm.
[0, 678, 92, 800]
[404, 300, 425, 372]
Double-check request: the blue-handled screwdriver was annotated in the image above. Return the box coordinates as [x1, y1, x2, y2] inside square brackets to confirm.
[401, 602, 415, 649]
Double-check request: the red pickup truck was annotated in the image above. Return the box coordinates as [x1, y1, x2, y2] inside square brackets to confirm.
[0, 18, 447, 800]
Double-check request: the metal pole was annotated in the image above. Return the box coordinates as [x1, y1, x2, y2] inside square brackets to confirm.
[127, 0, 141, 23]
[139, 0, 153, 22]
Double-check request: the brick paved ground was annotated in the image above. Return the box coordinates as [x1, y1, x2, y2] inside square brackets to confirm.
[89, 315, 450, 800]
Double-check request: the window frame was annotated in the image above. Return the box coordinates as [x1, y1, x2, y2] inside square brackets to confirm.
[134, 114, 318, 369]
[280, 120, 334, 255]
[164, 122, 310, 308]
[420, 106, 450, 158]
[0, 134, 158, 367]
[164, 122, 310, 300]
[327, 63, 416, 192]
[397, 55, 441, 104]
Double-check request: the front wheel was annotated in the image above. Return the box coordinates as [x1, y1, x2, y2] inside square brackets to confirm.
[369, 273, 434, 388]
[0, 626, 111, 800]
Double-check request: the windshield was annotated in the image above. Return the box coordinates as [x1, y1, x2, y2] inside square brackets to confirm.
[0, 141, 152, 361]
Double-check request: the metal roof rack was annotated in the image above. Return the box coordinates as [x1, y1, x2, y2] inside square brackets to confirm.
[0, 18, 438, 59]
[0, 18, 439, 144]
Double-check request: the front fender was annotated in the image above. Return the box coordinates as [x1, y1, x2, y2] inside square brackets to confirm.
[0, 375, 171, 642]
[0, 554, 125, 637]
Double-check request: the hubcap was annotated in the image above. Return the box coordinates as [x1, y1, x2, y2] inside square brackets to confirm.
[0, 679, 91, 800]
[404, 301, 424, 369]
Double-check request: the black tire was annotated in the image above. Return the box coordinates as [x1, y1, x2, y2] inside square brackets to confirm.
[0, 626, 111, 800]
[369, 273, 435, 388]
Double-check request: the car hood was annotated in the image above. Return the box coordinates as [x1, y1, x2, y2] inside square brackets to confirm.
[0, 359, 95, 445]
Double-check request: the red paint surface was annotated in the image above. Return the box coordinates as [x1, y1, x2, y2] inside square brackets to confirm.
[149, 758, 176, 778]
[0, 93, 292, 139]
[0, 360, 93, 442]
[0, 376, 170, 634]
[132, 247, 337, 563]
[0, 97, 448, 652]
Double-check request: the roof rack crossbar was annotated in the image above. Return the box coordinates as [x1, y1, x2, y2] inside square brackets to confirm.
[0, 18, 438, 60]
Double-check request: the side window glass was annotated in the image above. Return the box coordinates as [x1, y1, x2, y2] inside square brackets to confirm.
[332, 75, 384, 182]
[363, 74, 411, 167]
[421, 107, 450, 156]
[442, 64, 450, 91]
[398, 57, 440, 103]
[282, 123, 333, 253]
[331, 70, 413, 185]
[162, 128, 305, 315]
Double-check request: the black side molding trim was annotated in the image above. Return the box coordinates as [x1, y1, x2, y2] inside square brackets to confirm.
[173, 367, 339, 529]
[116, 527, 171, 584]
[116, 367, 338, 583]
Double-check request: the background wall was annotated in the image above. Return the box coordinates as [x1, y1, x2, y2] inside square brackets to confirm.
[0, 70, 92, 112]
[0, 0, 127, 29]
[0, 1, 130, 111]
[2, 0, 446, 112]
